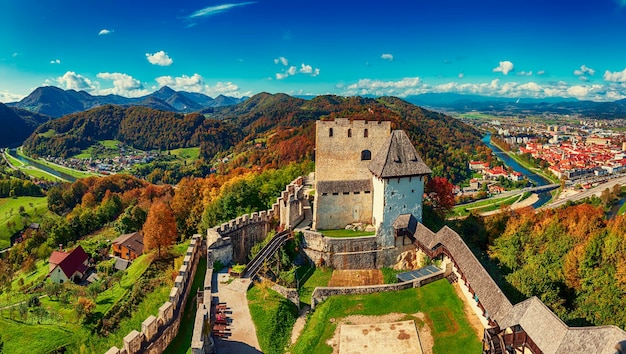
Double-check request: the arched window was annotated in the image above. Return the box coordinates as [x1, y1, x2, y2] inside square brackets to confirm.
[361, 150, 371, 160]
[329, 128, 333, 137]
[348, 128, 352, 137]
[364, 128, 369, 138]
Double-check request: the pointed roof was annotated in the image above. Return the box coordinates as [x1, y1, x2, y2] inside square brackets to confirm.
[113, 231, 144, 256]
[49, 245, 89, 279]
[369, 130, 431, 178]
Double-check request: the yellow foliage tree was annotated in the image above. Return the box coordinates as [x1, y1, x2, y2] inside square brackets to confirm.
[143, 200, 177, 257]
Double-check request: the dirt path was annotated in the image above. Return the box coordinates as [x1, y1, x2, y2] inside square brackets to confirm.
[452, 282, 485, 339]
[326, 313, 433, 354]
[290, 304, 310, 344]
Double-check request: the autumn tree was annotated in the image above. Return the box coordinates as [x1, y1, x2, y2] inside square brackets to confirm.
[143, 200, 177, 257]
[426, 176, 456, 217]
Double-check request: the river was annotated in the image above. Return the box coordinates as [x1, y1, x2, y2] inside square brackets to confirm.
[482, 135, 552, 208]
[8, 149, 77, 182]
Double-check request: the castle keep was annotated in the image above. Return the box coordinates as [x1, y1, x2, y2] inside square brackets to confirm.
[307, 118, 431, 268]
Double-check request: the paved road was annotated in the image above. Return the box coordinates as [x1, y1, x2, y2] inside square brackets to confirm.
[540, 175, 626, 210]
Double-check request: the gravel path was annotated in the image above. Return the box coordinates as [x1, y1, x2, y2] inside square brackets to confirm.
[211, 273, 262, 354]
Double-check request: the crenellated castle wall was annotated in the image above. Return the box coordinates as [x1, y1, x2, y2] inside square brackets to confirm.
[208, 176, 305, 264]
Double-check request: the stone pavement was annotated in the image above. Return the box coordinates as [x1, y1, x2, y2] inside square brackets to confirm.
[212, 273, 262, 354]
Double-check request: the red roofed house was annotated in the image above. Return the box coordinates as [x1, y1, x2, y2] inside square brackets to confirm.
[112, 231, 144, 261]
[49, 245, 89, 284]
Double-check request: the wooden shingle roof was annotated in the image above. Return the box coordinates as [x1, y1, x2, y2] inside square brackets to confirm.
[368, 130, 431, 178]
[414, 223, 626, 353]
[316, 179, 372, 194]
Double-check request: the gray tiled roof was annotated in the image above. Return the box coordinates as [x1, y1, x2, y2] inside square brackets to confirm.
[368, 130, 432, 178]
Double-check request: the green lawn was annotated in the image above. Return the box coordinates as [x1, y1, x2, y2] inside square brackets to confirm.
[0, 196, 48, 249]
[297, 266, 332, 306]
[169, 147, 200, 162]
[319, 229, 375, 238]
[450, 194, 520, 217]
[16, 148, 96, 179]
[37, 129, 56, 138]
[248, 285, 299, 354]
[290, 279, 482, 354]
[3, 150, 24, 168]
[0, 317, 75, 354]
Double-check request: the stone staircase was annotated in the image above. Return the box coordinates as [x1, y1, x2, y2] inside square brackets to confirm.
[241, 230, 292, 279]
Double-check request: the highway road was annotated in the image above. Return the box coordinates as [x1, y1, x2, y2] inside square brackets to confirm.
[540, 175, 626, 210]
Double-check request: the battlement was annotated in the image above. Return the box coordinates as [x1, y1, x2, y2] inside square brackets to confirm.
[317, 118, 391, 128]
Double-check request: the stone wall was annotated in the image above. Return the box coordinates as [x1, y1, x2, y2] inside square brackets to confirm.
[314, 191, 373, 230]
[105, 234, 204, 354]
[207, 177, 305, 264]
[310, 267, 445, 309]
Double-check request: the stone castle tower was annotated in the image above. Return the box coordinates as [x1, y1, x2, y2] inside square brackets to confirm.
[313, 118, 431, 250]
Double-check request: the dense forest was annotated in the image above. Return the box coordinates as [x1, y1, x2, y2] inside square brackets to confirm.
[206, 93, 489, 182]
[457, 203, 626, 329]
[21, 93, 488, 183]
[22, 105, 241, 158]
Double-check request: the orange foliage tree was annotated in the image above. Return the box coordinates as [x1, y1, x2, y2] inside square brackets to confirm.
[143, 200, 177, 257]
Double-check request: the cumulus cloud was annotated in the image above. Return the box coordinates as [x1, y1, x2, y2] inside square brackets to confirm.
[56, 71, 96, 91]
[339, 75, 618, 101]
[537, 70, 546, 75]
[98, 29, 113, 35]
[274, 56, 288, 66]
[50, 59, 61, 64]
[381, 53, 394, 61]
[155, 73, 248, 97]
[275, 62, 319, 80]
[0, 90, 25, 103]
[185, 2, 256, 26]
[518, 71, 532, 76]
[603, 68, 626, 82]
[146, 51, 173, 66]
[574, 64, 595, 76]
[492, 61, 514, 75]
[96, 72, 148, 97]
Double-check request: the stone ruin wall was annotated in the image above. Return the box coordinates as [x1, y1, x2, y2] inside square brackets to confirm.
[104, 234, 204, 354]
[301, 230, 417, 269]
[207, 177, 305, 265]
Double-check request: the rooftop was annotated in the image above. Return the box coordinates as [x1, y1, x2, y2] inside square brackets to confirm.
[369, 130, 432, 178]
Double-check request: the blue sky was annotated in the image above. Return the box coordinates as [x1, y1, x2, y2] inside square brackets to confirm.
[2, 0, 626, 102]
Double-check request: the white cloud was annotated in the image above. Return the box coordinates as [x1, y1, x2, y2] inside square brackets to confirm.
[98, 29, 113, 35]
[299, 63, 320, 76]
[458, 73, 464, 79]
[567, 85, 589, 97]
[579, 76, 589, 82]
[574, 64, 595, 76]
[274, 56, 288, 66]
[492, 60, 514, 75]
[537, 70, 546, 75]
[96, 72, 148, 97]
[603, 68, 626, 82]
[56, 71, 96, 91]
[186, 2, 256, 26]
[0, 90, 25, 103]
[381, 53, 394, 61]
[155, 73, 249, 97]
[518, 71, 532, 76]
[343, 77, 422, 96]
[275, 63, 319, 80]
[50, 59, 61, 64]
[146, 51, 173, 66]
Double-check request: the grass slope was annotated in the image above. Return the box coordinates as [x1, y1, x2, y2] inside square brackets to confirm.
[291, 279, 482, 354]
[0, 196, 48, 249]
[248, 285, 299, 354]
[297, 266, 332, 307]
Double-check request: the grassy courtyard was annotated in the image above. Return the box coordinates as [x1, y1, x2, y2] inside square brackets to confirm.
[290, 279, 482, 354]
[319, 229, 375, 238]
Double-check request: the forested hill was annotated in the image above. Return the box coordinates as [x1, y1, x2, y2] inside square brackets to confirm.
[22, 93, 487, 182]
[207, 93, 487, 182]
[22, 105, 242, 158]
[0, 102, 52, 147]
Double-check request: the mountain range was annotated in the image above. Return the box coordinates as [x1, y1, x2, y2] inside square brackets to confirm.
[404, 93, 626, 118]
[7, 86, 247, 118]
[0, 103, 52, 147]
